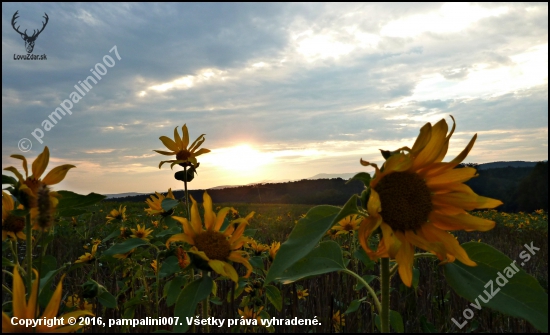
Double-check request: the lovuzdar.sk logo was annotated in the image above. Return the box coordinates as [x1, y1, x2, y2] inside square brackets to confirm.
[12, 10, 48, 60]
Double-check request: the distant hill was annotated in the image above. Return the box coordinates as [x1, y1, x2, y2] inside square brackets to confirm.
[104, 161, 548, 212]
[105, 192, 146, 199]
[476, 161, 540, 170]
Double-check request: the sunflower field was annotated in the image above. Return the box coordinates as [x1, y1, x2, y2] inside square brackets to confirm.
[2, 118, 548, 333]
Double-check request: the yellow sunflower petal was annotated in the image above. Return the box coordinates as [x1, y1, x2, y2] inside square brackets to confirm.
[410, 122, 432, 155]
[208, 259, 230, 277]
[10, 155, 29, 178]
[421, 224, 476, 266]
[166, 233, 194, 248]
[228, 251, 253, 278]
[42, 164, 76, 185]
[42, 274, 66, 319]
[159, 136, 179, 152]
[32, 146, 50, 179]
[172, 216, 197, 237]
[383, 153, 412, 173]
[26, 269, 40, 319]
[188, 248, 210, 261]
[412, 119, 448, 170]
[203, 192, 216, 230]
[12, 266, 27, 319]
[429, 212, 495, 232]
[358, 216, 382, 259]
[193, 148, 211, 156]
[394, 232, 414, 287]
[228, 221, 248, 245]
[380, 222, 401, 258]
[214, 207, 232, 231]
[181, 124, 190, 149]
[4, 166, 25, 184]
[153, 150, 176, 156]
[189, 135, 206, 153]
[173, 126, 183, 149]
[189, 195, 203, 233]
[425, 167, 478, 186]
[433, 192, 503, 210]
[2, 312, 14, 332]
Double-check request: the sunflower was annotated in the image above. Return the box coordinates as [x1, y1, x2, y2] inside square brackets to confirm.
[154, 124, 210, 169]
[2, 267, 93, 333]
[2, 191, 26, 241]
[113, 249, 134, 259]
[358, 116, 503, 287]
[166, 192, 253, 283]
[144, 189, 176, 216]
[332, 310, 345, 332]
[106, 205, 126, 223]
[268, 241, 280, 261]
[332, 214, 361, 235]
[130, 224, 154, 241]
[238, 306, 263, 323]
[246, 239, 270, 255]
[297, 288, 309, 300]
[65, 294, 93, 312]
[4, 146, 75, 229]
[75, 244, 98, 264]
[151, 260, 158, 274]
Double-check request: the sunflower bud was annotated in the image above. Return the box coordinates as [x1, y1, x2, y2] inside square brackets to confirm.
[37, 184, 53, 230]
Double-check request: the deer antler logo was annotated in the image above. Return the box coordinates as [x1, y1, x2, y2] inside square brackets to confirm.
[11, 10, 49, 54]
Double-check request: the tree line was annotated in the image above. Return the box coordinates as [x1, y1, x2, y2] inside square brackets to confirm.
[110, 162, 548, 213]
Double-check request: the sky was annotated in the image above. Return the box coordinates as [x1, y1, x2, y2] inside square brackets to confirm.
[2, 2, 548, 195]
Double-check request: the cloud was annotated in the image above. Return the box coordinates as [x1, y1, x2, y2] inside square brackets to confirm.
[2, 2, 547, 193]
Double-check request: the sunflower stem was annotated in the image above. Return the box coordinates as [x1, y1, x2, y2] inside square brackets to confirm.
[183, 166, 190, 221]
[380, 257, 390, 333]
[24, 212, 32, 296]
[201, 271, 210, 332]
[341, 269, 381, 316]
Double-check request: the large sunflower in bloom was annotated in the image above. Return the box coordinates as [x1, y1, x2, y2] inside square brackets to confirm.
[154, 124, 210, 169]
[4, 146, 75, 229]
[2, 267, 93, 333]
[166, 192, 253, 283]
[358, 116, 502, 287]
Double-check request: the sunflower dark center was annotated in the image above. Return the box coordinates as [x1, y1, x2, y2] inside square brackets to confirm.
[176, 150, 191, 161]
[194, 230, 231, 261]
[342, 223, 354, 231]
[4, 215, 25, 233]
[374, 172, 432, 231]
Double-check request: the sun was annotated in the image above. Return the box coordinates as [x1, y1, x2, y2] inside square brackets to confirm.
[204, 144, 273, 172]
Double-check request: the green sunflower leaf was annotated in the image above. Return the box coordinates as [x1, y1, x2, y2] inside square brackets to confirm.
[444, 242, 548, 332]
[2, 174, 17, 185]
[103, 238, 149, 256]
[347, 172, 371, 188]
[265, 205, 340, 284]
[275, 240, 345, 284]
[265, 285, 282, 311]
[173, 276, 213, 332]
[161, 198, 179, 212]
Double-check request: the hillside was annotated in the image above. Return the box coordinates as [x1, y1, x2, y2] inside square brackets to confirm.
[107, 161, 548, 212]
